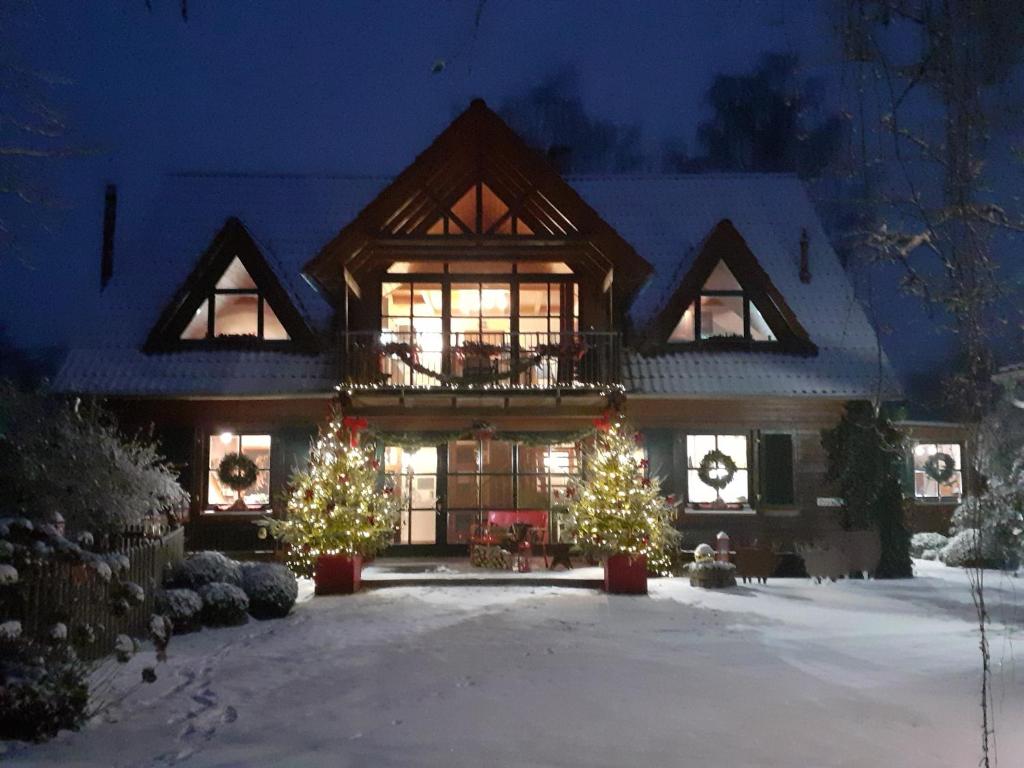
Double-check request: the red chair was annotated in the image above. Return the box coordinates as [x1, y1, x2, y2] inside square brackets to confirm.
[469, 510, 549, 569]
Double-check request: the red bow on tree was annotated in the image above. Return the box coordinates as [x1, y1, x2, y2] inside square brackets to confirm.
[593, 410, 613, 432]
[342, 415, 369, 446]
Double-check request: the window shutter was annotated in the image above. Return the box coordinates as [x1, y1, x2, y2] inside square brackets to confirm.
[761, 433, 795, 506]
[643, 429, 675, 496]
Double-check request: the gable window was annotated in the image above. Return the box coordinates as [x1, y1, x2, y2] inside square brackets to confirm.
[669, 261, 777, 343]
[207, 432, 272, 510]
[425, 181, 535, 236]
[911, 442, 962, 501]
[181, 257, 290, 341]
[685, 433, 750, 510]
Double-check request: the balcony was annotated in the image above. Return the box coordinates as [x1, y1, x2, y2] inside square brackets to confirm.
[339, 330, 621, 391]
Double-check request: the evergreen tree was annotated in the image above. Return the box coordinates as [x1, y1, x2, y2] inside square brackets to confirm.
[567, 415, 680, 575]
[822, 401, 911, 578]
[265, 412, 402, 578]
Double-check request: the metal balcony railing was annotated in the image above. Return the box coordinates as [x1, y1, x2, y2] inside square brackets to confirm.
[339, 330, 621, 390]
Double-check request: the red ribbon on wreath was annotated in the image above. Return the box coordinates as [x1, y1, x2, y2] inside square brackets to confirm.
[342, 415, 369, 446]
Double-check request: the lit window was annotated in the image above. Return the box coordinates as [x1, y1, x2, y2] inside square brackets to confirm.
[180, 257, 291, 342]
[207, 433, 272, 510]
[686, 434, 749, 508]
[912, 442, 962, 501]
[669, 260, 777, 343]
[424, 182, 535, 235]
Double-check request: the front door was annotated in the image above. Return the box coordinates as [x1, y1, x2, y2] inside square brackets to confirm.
[384, 445, 440, 546]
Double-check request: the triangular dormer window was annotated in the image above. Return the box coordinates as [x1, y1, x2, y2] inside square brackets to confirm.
[656, 220, 815, 355]
[669, 261, 777, 343]
[424, 182, 534, 236]
[178, 257, 290, 341]
[145, 218, 317, 353]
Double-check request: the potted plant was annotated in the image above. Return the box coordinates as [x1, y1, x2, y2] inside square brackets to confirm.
[262, 413, 401, 595]
[566, 414, 680, 594]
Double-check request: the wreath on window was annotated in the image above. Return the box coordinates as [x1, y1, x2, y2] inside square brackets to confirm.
[218, 453, 259, 493]
[923, 452, 956, 484]
[697, 449, 737, 491]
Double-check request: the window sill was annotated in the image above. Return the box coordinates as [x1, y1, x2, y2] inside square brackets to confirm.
[685, 506, 755, 516]
[202, 507, 270, 517]
[911, 497, 962, 505]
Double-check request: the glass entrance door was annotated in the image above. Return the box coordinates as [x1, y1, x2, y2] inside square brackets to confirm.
[384, 445, 439, 545]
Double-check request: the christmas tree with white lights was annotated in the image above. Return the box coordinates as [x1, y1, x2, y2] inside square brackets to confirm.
[264, 412, 401, 577]
[567, 414, 680, 575]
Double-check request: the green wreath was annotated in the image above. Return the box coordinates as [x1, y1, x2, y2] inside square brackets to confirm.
[697, 449, 737, 491]
[218, 453, 259, 492]
[923, 452, 956, 484]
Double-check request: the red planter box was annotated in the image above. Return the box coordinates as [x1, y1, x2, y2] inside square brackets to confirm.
[315, 554, 363, 595]
[604, 554, 648, 595]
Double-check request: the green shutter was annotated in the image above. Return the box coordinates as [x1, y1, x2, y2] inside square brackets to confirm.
[643, 429, 675, 496]
[761, 433, 795, 505]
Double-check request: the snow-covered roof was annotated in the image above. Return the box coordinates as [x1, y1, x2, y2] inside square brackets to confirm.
[54, 171, 898, 400]
[567, 174, 900, 398]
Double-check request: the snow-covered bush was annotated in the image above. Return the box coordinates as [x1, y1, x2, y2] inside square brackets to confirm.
[240, 562, 298, 619]
[0, 635, 89, 742]
[155, 588, 204, 633]
[166, 551, 243, 589]
[198, 582, 249, 627]
[686, 560, 737, 588]
[0, 382, 188, 535]
[910, 532, 949, 559]
[938, 529, 1009, 569]
[949, 493, 1022, 570]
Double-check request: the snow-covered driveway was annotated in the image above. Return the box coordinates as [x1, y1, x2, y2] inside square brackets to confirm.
[4, 560, 1022, 767]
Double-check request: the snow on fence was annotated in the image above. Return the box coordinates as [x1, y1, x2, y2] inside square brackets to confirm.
[16, 527, 185, 660]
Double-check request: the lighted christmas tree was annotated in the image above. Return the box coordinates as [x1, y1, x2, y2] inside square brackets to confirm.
[566, 414, 681, 575]
[263, 412, 402, 578]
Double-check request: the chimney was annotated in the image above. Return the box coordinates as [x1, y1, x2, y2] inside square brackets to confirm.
[799, 228, 811, 284]
[100, 183, 117, 290]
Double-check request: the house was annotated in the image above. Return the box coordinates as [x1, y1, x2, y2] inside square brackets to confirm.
[53, 99, 957, 555]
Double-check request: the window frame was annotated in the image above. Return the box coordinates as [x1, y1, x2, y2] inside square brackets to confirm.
[204, 431, 274, 513]
[683, 431, 754, 514]
[909, 441, 964, 503]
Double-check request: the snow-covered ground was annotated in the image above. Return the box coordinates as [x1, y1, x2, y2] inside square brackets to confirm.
[3, 560, 1022, 767]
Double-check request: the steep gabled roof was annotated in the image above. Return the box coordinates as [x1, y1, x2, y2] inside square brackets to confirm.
[145, 217, 319, 353]
[567, 173, 900, 398]
[53, 171, 899, 400]
[303, 99, 653, 308]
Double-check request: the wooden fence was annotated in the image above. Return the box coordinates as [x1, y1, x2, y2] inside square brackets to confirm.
[16, 527, 185, 661]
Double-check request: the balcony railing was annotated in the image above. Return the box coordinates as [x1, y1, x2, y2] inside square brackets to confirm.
[339, 330, 621, 390]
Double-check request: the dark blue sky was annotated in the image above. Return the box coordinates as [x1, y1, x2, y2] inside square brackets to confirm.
[1, 0, 996, 393]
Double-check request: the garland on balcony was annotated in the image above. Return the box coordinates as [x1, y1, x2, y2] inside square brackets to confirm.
[366, 425, 599, 451]
[369, 336, 590, 387]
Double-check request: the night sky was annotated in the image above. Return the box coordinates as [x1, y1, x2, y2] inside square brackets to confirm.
[1, 0, 1012, 395]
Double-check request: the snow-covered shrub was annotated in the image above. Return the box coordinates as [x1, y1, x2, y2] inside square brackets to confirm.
[939, 529, 1009, 568]
[0, 635, 88, 742]
[0, 563, 18, 584]
[198, 582, 249, 627]
[166, 551, 243, 589]
[155, 588, 204, 633]
[0, 382, 188, 535]
[910, 532, 949, 559]
[115, 634, 138, 662]
[240, 562, 298, 619]
[949, 493, 1022, 569]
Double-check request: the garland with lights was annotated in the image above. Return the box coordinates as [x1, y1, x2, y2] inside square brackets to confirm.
[696, 449, 738, 491]
[923, 451, 956, 484]
[565, 416, 680, 575]
[261, 410, 403, 577]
